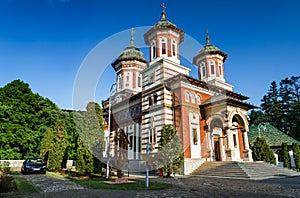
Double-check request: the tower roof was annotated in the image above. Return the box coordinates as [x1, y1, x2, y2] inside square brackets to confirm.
[112, 29, 147, 70]
[144, 3, 184, 45]
[197, 30, 228, 61]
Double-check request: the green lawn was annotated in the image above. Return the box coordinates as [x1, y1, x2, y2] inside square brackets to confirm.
[0, 177, 37, 196]
[48, 172, 172, 190]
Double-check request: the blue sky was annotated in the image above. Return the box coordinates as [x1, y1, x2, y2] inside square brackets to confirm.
[0, 0, 300, 110]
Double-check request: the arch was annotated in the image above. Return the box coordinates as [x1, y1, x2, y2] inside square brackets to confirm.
[172, 39, 176, 57]
[206, 114, 225, 131]
[160, 37, 167, 56]
[210, 118, 223, 130]
[184, 91, 190, 102]
[196, 94, 202, 104]
[190, 93, 196, 103]
[209, 60, 215, 76]
[151, 41, 157, 59]
[228, 110, 249, 132]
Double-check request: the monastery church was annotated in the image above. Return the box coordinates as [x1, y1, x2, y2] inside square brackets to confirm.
[102, 4, 255, 175]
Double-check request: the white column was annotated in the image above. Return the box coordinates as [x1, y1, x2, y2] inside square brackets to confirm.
[243, 131, 250, 150]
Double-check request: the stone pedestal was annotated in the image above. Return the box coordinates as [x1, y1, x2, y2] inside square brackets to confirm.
[110, 178, 128, 183]
[225, 149, 235, 161]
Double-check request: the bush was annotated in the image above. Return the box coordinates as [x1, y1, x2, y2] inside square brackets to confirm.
[0, 161, 11, 175]
[0, 175, 16, 193]
[282, 142, 291, 169]
[251, 137, 276, 165]
[292, 143, 300, 171]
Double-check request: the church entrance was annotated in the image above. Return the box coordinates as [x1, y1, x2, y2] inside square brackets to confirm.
[214, 136, 221, 161]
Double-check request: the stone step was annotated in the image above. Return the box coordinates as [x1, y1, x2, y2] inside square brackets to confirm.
[191, 161, 300, 180]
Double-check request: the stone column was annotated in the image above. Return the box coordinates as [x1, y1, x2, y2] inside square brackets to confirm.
[225, 129, 235, 161]
[242, 131, 253, 161]
[243, 131, 250, 150]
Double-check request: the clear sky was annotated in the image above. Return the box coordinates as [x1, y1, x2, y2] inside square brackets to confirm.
[1, 0, 300, 110]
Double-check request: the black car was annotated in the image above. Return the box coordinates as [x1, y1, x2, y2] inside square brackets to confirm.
[21, 158, 47, 174]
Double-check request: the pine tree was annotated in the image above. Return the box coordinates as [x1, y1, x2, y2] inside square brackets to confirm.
[261, 81, 283, 131]
[251, 136, 276, 165]
[40, 120, 67, 171]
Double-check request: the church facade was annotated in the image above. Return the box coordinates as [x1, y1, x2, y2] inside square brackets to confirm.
[102, 5, 255, 175]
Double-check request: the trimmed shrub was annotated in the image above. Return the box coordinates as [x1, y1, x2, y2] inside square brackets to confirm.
[251, 137, 276, 165]
[282, 142, 291, 169]
[292, 143, 300, 171]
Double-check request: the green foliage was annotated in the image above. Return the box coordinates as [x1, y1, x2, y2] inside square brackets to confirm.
[248, 110, 269, 126]
[40, 120, 68, 171]
[0, 175, 16, 193]
[0, 161, 11, 175]
[0, 80, 60, 159]
[73, 102, 105, 175]
[292, 143, 300, 171]
[154, 125, 184, 177]
[251, 137, 276, 165]
[75, 139, 94, 175]
[282, 142, 291, 169]
[257, 76, 300, 141]
[0, 80, 106, 174]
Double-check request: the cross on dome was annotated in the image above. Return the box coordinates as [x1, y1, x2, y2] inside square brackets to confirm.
[130, 28, 135, 46]
[160, 2, 166, 20]
[205, 29, 211, 46]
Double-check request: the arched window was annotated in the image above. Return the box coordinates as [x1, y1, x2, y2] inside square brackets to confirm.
[190, 93, 195, 103]
[137, 74, 142, 87]
[196, 94, 201, 104]
[161, 38, 167, 55]
[151, 41, 156, 59]
[172, 40, 176, 56]
[193, 128, 198, 145]
[118, 74, 122, 90]
[201, 62, 206, 78]
[210, 61, 215, 75]
[125, 73, 129, 87]
[185, 91, 190, 102]
[218, 62, 223, 76]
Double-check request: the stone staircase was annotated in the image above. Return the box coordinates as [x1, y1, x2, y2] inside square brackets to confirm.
[190, 161, 300, 180]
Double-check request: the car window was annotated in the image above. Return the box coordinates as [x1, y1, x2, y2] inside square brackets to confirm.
[27, 158, 44, 164]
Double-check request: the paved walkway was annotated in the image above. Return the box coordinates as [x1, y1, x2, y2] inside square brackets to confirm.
[6, 174, 300, 197]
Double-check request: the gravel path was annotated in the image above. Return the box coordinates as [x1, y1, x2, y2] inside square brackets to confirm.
[5, 174, 300, 197]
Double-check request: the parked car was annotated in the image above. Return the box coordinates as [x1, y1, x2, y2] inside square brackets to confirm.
[21, 158, 46, 174]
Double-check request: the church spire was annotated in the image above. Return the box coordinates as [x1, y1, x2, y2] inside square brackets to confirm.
[205, 29, 211, 46]
[160, 2, 166, 20]
[130, 28, 135, 46]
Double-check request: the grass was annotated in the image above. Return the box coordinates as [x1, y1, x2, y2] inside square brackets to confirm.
[14, 177, 37, 194]
[0, 177, 37, 196]
[49, 172, 172, 190]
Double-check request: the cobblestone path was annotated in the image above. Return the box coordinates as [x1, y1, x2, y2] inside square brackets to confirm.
[6, 174, 300, 197]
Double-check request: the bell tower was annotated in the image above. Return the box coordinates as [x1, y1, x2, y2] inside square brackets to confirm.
[193, 30, 233, 91]
[144, 3, 184, 65]
[111, 29, 147, 98]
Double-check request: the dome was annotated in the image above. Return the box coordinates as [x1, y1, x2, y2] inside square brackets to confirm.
[197, 30, 228, 61]
[112, 45, 147, 70]
[198, 44, 228, 61]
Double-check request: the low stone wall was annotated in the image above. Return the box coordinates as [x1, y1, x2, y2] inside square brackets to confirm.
[0, 160, 75, 171]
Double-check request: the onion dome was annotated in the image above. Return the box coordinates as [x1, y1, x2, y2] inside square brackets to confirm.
[112, 29, 147, 70]
[198, 29, 228, 61]
[144, 3, 184, 45]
